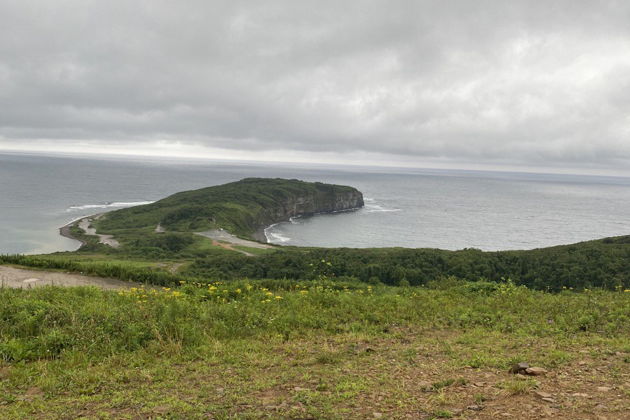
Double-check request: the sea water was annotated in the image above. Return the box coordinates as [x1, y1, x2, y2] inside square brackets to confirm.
[2, 152, 630, 254]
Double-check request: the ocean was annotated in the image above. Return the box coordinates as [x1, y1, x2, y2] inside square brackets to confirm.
[2, 152, 630, 255]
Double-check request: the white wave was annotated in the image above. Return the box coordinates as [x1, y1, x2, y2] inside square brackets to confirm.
[67, 201, 155, 211]
[266, 230, 291, 243]
[363, 202, 401, 213]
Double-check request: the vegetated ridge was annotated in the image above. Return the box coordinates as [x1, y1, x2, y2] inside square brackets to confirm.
[96, 177, 364, 241]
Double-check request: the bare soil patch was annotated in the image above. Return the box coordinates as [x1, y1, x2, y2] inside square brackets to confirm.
[0, 265, 145, 289]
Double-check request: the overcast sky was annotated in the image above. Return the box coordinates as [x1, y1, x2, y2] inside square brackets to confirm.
[1, 1, 629, 174]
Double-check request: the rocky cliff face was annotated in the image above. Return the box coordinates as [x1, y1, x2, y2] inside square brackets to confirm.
[252, 188, 364, 241]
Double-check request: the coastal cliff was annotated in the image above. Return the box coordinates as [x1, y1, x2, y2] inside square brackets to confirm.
[251, 182, 365, 241]
[96, 178, 364, 242]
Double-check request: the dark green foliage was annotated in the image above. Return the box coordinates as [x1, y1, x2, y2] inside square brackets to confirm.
[129, 233, 194, 255]
[183, 236, 630, 290]
[4, 235, 630, 291]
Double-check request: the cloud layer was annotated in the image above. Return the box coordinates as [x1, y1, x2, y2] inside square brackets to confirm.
[1, 1, 629, 170]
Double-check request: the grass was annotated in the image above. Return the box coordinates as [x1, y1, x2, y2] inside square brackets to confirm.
[497, 377, 539, 395]
[0, 279, 629, 418]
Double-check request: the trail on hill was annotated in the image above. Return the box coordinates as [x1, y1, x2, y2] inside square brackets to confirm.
[0, 265, 144, 289]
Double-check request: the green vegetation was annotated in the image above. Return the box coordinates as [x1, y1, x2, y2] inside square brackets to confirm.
[184, 238, 630, 290]
[5, 231, 630, 291]
[2, 179, 630, 418]
[95, 178, 363, 240]
[12, 177, 622, 292]
[1, 279, 628, 418]
[2, 279, 628, 363]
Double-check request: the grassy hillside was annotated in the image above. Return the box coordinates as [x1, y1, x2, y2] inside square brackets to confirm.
[1, 279, 628, 419]
[95, 178, 363, 240]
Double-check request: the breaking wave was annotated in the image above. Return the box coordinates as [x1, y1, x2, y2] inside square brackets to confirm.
[362, 198, 401, 213]
[67, 201, 155, 211]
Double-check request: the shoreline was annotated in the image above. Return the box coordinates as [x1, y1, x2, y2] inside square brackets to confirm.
[59, 218, 88, 247]
[58, 204, 366, 250]
[59, 213, 120, 248]
[261, 205, 364, 244]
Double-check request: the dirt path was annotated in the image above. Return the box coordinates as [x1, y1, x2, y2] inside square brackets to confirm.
[0, 265, 146, 290]
[211, 240, 255, 257]
[195, 229, 273, 256]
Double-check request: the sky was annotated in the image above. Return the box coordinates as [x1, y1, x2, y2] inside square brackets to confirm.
[1, 1, 629, 174]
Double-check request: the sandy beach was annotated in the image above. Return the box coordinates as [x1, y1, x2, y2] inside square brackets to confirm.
[59, 214, 120, 248]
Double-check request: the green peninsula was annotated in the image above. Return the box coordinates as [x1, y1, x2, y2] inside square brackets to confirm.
[96, 177, 363, 241]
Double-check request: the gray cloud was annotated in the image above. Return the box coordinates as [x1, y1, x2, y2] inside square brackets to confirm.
[1, 0, 630, 169]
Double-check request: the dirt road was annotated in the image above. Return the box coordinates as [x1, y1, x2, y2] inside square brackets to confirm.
[0, 265, 144, 289]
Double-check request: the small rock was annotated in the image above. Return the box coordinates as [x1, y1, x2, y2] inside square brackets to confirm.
[418, 381, 433, 392]
[525, 367, 548, 376]
[509, 362, 530, 374]
[596, 386, 611, 392]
